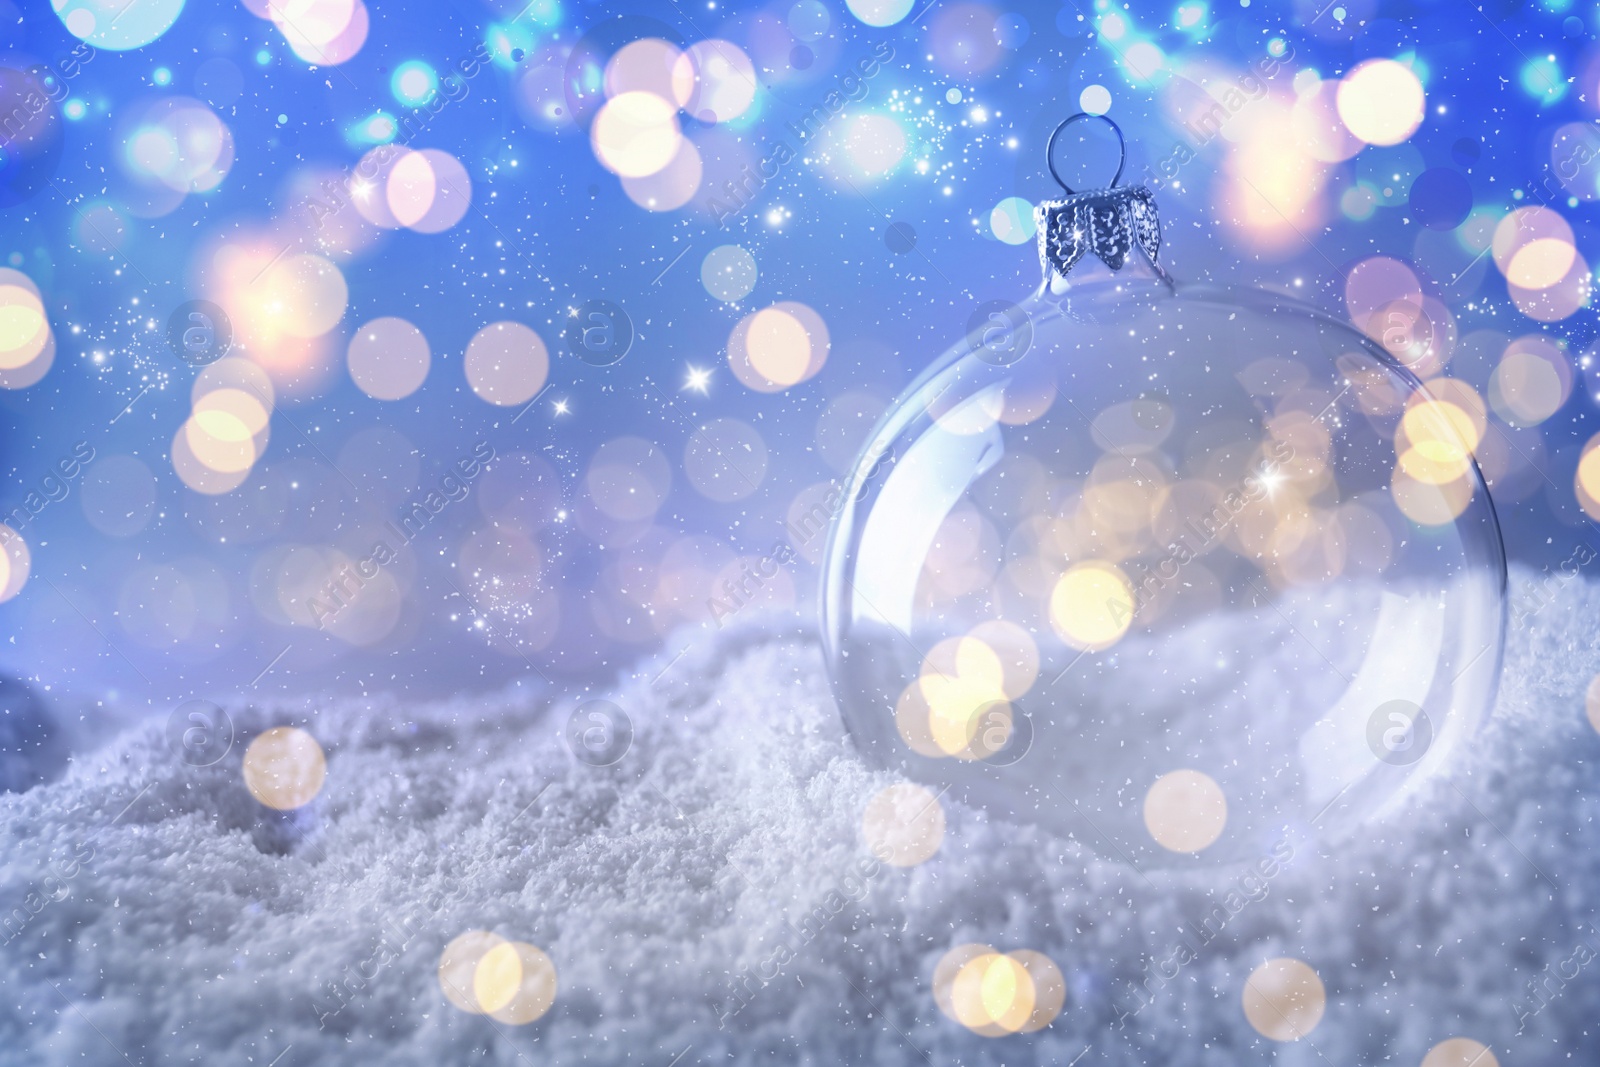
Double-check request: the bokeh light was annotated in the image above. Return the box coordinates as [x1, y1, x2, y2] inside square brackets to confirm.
[728, 302, 829, 392]
[621, 139, 702, 211]
[241, 726, 327, 810]
[54, 0, 186, 50]
[990, 197, 1035, 245]
[933, 943, 1065, 1036]
[0, 277, 53, 388]
[122, 98, 235, 200]
[605, 38, 688, 106]
[439, 932, 557, 1023]
[267, 0, 369, 65]
[438, 930, 505, 1013]
[465, 321, 549, 406]
[1337, 59, 1425, 146]
[1143, 769, 1228, 852]
[1421, 1039, 1499, 1067]
[591, 91, 682, 178]
[391, 59, 438, 106]
[1573, 432, 1600, 521]
[1489, 335, 1571, 427]
[676, 40, 758, 123]
[1048, 561, 1134, 651]
[1241, 957, 1326, 1041]
[0, 525, 30, 603]
[846, 0, 914, 27]
[348, 316, 431, 400]
[701, 245, 758, 302]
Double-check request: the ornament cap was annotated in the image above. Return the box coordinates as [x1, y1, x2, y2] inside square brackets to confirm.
[1034, 113, 1172, 286]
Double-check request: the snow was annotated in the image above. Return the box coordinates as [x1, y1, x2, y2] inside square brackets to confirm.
[0, 568, 1596, 1066]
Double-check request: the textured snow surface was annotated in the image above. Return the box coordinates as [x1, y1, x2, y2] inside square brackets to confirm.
[1, 569, 1598, 1066]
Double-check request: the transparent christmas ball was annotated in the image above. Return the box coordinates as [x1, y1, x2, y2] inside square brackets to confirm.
[821, 180, 1505, 867]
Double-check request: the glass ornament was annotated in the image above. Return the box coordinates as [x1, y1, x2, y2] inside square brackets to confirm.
[821, 116, 1506, 865]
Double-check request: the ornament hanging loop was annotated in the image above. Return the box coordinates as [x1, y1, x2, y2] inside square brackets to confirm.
[1035, 111, 1171, 289]
[1045, 113, 1126, 195]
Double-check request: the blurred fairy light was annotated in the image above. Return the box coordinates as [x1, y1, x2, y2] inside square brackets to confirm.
[1174, 1, 1208, 32]
[391, 60, 438, 107]
[1337, 59, 1425, 146]
[54, 0, 185, 50]
[119, 98, 236, 209]
[248, 0, 371, 65]
[700, 245, 758, 302]
[348, 317, 431, 400]
[592, 92, 683, 177]
[1242, 958, 1326, 1041]
[1093, 1, 1166, 83]
[0, 270, 57, 390]
[1520, 55, 1566, 105]
[1576, 432, 1600, 520]
[0, 525, 31, 604]
[345, 111, 397, 146]
[1144, 769, 1228, 852]
[727, 302, 829, 392]
[485, 21, 537, 69]
[933, 944, 1066, 1036]
[845, 0, 915, 28]
[241, 726, 327, 810]
[465, 321, 549, 406]
[439, 932, 557, 1024]
[989, 197, 1035, 245]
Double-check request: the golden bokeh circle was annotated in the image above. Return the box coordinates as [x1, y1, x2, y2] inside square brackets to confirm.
[241, 726, 327, 810]
[932, 943, 1064, 1037]
[1420, 1038, 1499, 1067]
[1336, 59, 1424, 146]
[1007, 950, 1066, 1033]
[727, 302, 829, 392]
[438, 932, 557, 1024]
[591, 91, 681, 178]
[1391, 463, 1474, 526]
[438, 929, 506, 1014]
[0, 524, 30, 603]
[951, 951, 1033, 1035]
[0, 284, 50, 371]
[486, 941, 558, 1025]
[1577, 433, 1600, 521]
[933, 943, 993, 1023]
[1143, 768, 1228, 852]
[1241, 957, 1326, 1041]
[260, 253, 348, 339]
[1049, 561, 1135, 651]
